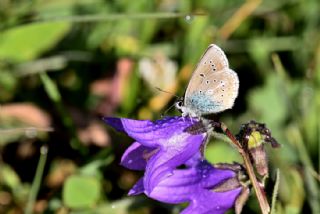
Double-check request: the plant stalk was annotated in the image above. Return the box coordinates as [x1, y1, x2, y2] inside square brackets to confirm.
[220, 122, 270, 214]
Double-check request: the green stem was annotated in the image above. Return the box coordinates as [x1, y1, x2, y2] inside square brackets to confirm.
[271, 169, 280, 214]
[290, 126, 320, 214]
[30, 12, 206, 24]
[25, 145, 48, 214]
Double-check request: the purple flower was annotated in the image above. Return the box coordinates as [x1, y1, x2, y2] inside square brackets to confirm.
[104, 116, 242, 213]
[103, 116, 208, 193]
[129, 159, 242, 214]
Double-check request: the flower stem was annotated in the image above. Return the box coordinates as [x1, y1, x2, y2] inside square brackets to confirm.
[220, 122, 270, 214]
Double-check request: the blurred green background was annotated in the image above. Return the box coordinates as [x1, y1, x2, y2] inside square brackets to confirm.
[0, 0, 319, 213]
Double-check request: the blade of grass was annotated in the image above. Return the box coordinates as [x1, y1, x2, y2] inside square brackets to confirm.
[39, 72, 61, 103]
[271, 54, 320, 214]
[30, 12, 206, 24]
[271, 169, 280, 214]
[40, 72, 85, 154]
[219, 0, 262, 39]
[288, 125, 320, 214]
[25, 145, 48, 214]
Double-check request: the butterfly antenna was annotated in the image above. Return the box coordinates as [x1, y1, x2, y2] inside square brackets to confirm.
[161, 102, 177, 117]
[154, 87, 182, 117]
[155, 87, 180, 98]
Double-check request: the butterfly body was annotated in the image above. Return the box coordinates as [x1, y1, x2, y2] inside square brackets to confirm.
[177, 44, 239, 117]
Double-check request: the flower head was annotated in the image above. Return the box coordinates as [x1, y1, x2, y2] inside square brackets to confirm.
[104, 116, 208, 193]
[104, 116, 242, 213]
[129, 158, 242, 214]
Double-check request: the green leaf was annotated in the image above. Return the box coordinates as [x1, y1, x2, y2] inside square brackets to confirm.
[63, 175, 101, 209]
[301, 86, 320, 153]
[0, 164, 21, 189]
[0, 70, 17, 101]
[80, 156, 114, 177]
[121, 69, 140, 116]
[279, 169, 305, 214]
[205, 141, 241, 164]
[0, 22, 70, 62]
[95, 197, 151, 214]
[40, 73, 61, 102]
[183, 16, 210, 65]
[248, 74, 287, 128]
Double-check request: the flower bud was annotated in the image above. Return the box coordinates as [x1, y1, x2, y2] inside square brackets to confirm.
[237, 121, 280, 177]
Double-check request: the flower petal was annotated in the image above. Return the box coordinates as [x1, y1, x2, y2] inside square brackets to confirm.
[148, 167, 200, 204]
[121, 142, 154, 170]
[147, 160, 236, 204]
[181, 188, 242, 214]
[103, 116, 203, 148]
[144, 134, 206, 194]
[184, 152, 203, 167]
[197, 161, 236, 189]
[128, 178, 144, 196]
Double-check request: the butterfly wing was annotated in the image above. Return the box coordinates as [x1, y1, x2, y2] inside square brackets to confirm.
[184, 44, 229, 97]
[184, 44, 239, 115]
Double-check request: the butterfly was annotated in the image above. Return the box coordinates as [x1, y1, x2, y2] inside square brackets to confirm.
[176, 44, 239, 117]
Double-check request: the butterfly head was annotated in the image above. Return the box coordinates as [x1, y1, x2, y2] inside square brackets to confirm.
[175, 98, 200, 118]
[175, 97, 184, 112]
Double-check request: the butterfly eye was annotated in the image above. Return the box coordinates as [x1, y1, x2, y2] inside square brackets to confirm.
[175, 100, 184, 112]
